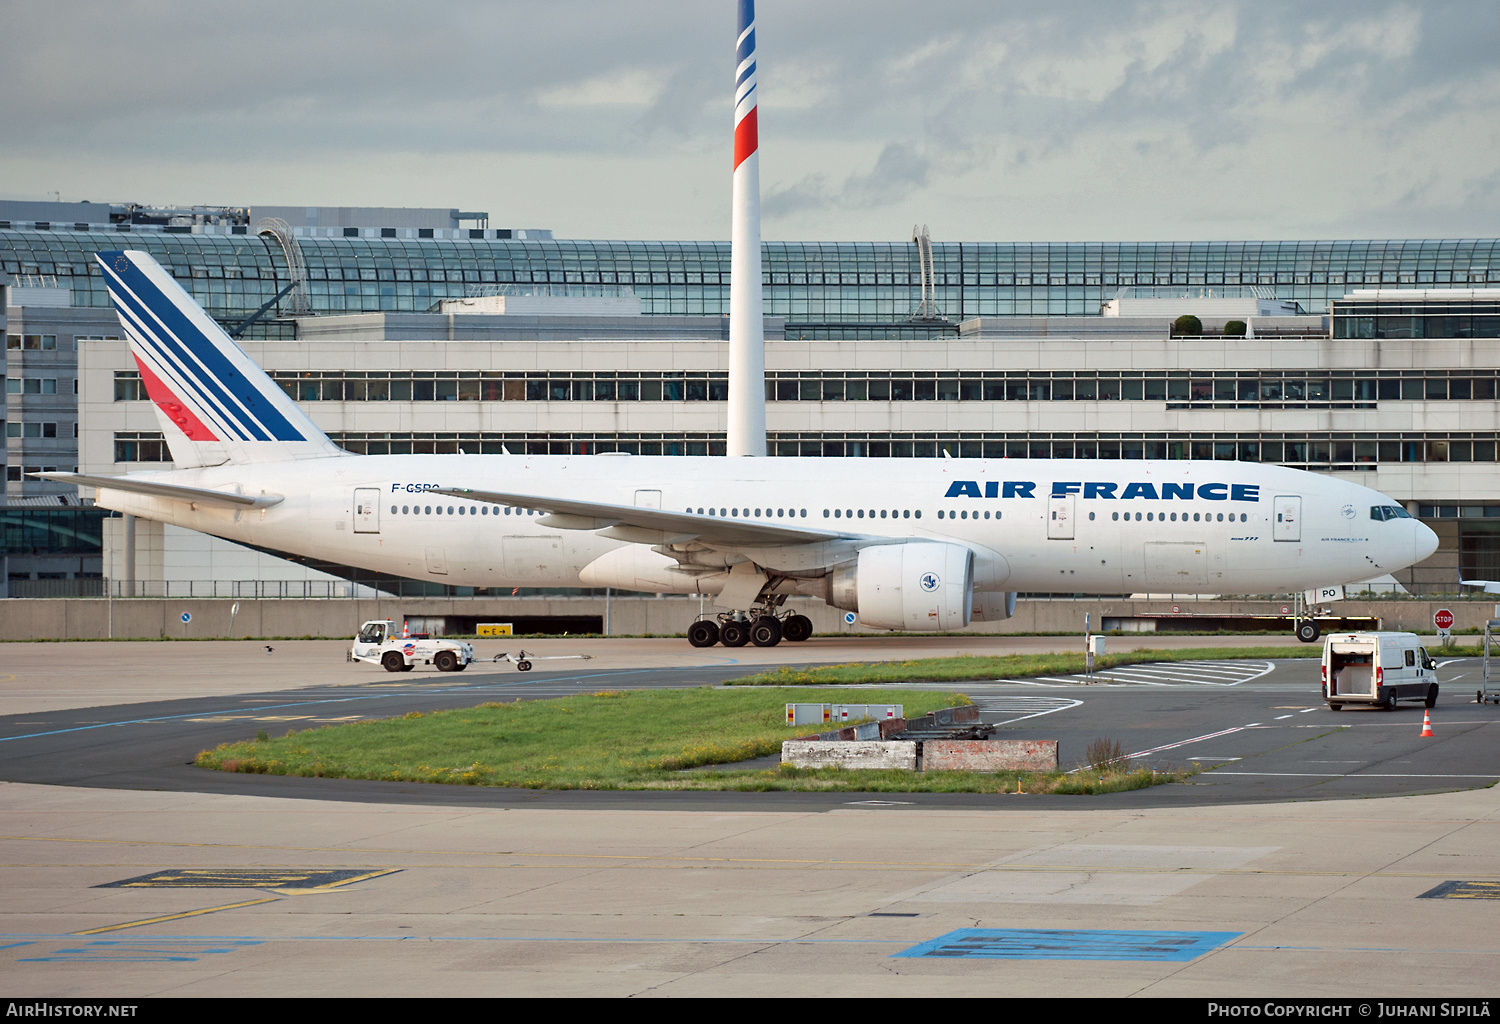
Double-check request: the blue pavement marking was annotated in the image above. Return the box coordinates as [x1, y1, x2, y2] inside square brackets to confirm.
[17, 940, 261, 962]
[893, 928, 1242, 961]
[5, 933, 1497, 954]
[0, 667, 673, 743]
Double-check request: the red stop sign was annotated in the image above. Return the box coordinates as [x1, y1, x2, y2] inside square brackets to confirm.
[1434, 609, 1455, 630]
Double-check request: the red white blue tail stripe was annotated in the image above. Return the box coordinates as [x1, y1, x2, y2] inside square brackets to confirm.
[733, 0, 758, 171]
[96, 250, 339, 463]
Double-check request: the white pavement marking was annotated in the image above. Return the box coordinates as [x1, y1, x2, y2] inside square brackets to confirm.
[967, 695, 1083, 724]
[995, 659, 1278, 689]
[1127, 724, 1250, 759]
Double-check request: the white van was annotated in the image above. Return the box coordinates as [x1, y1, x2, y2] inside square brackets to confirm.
[1321, 631, 1438, 711]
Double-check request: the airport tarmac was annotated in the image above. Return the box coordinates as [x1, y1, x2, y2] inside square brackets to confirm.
[0, 632, 1316, 714]
[3, 635, 1498, 997]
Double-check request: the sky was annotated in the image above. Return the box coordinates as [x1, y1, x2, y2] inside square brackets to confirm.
[2, 1, 1498, 242]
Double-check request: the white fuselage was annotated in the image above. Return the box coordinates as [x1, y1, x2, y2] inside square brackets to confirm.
[92, 454, 1436, 597]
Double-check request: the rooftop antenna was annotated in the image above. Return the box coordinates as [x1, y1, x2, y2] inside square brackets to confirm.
[727, 0, 766, 457]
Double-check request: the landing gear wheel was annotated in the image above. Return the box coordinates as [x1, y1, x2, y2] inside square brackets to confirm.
[782, 614, 813, 642]
[381, 652, 406, 673]
[687, 620, 721, 648]
[1425, 684, 1439, 709]
[719, 621, 750, 648]
[750, 616, 783, 647]
[516, 660, 532, 672]
[1296, 619, 1321, 643]
[434, 650, 458, 672]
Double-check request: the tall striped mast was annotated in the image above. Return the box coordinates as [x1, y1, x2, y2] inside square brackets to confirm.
[727, 0, 766, 457]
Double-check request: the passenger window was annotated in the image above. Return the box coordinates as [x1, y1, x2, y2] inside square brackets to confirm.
[1404, 650, 1415, 667]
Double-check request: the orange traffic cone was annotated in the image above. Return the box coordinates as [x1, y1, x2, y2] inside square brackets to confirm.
[401, 619, 410, 639]
[1420, 708, 1434, 738]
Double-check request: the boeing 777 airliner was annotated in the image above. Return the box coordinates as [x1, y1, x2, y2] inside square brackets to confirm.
[35, 250, 1437, 650]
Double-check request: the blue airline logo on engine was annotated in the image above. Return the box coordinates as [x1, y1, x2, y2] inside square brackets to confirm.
[942, 480, 1261, 502]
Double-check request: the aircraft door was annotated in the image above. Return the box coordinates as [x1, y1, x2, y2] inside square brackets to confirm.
[1047, 493, 1075, 540]
[1273, 495, 1301, 542]
[353, 488, 381, 533]
[634, 489, 662, 508]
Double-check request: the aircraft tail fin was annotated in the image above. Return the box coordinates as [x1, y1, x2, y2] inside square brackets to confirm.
[1458, 569, 1500, 594]
[95, 250, 344, 468]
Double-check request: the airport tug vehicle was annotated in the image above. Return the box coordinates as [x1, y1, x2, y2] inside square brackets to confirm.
[348, 619, 476, 673]
[1322, 631, 1438, 711]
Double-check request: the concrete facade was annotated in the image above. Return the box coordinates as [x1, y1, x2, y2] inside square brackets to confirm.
[781, 740, 918, 770]
[923, 740, 1060, 773]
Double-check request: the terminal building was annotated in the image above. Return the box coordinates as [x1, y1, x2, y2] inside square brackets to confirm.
[4, 199, 1499, 601]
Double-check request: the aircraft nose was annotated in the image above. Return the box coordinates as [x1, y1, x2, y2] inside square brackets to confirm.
[1414, 520, 1438, 564]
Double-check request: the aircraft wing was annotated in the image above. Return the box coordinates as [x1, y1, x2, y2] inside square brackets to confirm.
[1459, 575, 1500, 594]
[433, 486, 856, 547]
[33, 472, 284, 509]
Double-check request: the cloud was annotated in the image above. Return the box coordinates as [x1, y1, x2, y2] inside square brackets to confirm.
[1, 0, 1497, 240]
[765, 143, 932, 218]
[536, 68, 672, 109]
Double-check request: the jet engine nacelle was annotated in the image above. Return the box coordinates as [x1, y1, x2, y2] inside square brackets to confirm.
[828, 542, 974, 631]
[972, 591, 1018, 621]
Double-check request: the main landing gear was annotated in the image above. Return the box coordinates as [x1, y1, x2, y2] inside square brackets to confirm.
[687, 607, 813, 648]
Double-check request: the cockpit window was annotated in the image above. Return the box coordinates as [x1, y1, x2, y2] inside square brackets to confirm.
[1370, 505, 1412, 521]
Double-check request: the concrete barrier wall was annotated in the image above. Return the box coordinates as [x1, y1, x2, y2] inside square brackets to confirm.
[923, 740, 1059, 772]
[0, 594, 1495, 641]
[781, 740, 917, 770]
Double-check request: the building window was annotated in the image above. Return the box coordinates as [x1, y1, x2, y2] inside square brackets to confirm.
[114, 372, 146, 401]
[6, 378, 57, 395]
[113, 431, 168, 462]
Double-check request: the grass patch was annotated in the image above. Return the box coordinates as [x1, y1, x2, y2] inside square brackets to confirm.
[195, 687, 1184, 793]
[197, 687, 963, 790]
[728, 644, 1321, 686]
[673, 764, 1178, 794]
